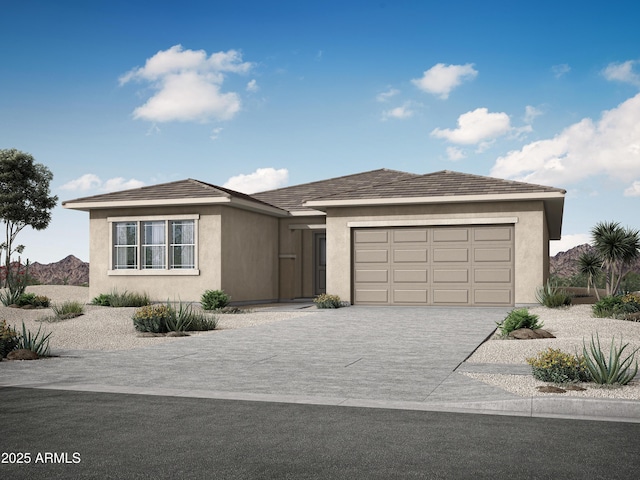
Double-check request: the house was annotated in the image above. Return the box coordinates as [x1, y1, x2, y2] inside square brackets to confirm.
[63, 169, 565, 306]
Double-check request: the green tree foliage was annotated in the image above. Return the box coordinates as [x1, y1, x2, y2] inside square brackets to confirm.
[576, 222, 640, 299]
[0, 149, 58, 287]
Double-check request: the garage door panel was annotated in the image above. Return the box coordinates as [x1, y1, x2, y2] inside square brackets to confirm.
[355, 230, 389, 243]
[433, 269, 469, 283]
[355, 249, 389, 263]
[353, 226, 513, 306]
[355, 269, 388, 283]
[475, 289, 511, 304]
[433, 229, 469, 242]
[433, 248, 469, 262]
[394, 248, 428, 263]
[474, 268, 511, 283]
[394, 269, 428, 283]
[433, 289, 469, 304]
[474, 247, 511, 262]
[474, 227, 512, 241]
[355, 289, 389, 303]
[394, 229, 428, 242]
[393, 289, 428, 303]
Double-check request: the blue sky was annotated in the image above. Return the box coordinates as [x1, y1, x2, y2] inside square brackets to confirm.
[3, 0, 640, 263]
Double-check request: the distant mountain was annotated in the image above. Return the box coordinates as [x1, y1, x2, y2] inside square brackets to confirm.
[28, 255, 89, 286]
[550, 243, 640, 278]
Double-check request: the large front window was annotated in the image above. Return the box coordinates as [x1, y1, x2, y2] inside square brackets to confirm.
[111, 217, 197, 272]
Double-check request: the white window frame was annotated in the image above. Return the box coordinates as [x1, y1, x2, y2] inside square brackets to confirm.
[108, 214, 200, 276]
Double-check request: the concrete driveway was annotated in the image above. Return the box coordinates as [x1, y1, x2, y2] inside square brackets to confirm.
[0, 306, 513, 408]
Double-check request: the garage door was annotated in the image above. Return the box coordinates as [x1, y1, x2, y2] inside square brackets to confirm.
[353, 225, 514, 306]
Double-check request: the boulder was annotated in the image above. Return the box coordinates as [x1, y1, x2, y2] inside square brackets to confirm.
[564, 385, 587, 391]
[508, 328, 556, 339]
[7, 349, 40, 360]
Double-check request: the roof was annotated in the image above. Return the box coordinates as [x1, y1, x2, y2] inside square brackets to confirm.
[62, 179, 288, 216]
[252, 168, 419, 213]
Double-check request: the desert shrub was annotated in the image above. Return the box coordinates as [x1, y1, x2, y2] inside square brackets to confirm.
[496, 308, 543, 337]
[201, 290, 230, 310]
[313, 293, 346, 309]
[0, 320, 19, 358]
[133, 303, 217, 333]
[591, 295, 639, 318]
[9, 292, 51, 308]
[536, 281, 572, 308]
[526, 348, 590, 383]
[132, 304, 172, 333]
[582, 334, 639, 385]
[92, 290, 150, 308]
[16, 321, 52, 357]
[51, 301, 85, 319]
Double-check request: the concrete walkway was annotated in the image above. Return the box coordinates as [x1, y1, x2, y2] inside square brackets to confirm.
[1, 306, 639, 422]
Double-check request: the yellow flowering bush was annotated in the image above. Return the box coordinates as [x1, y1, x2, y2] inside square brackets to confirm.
[313, 293, 344, 309]
[132, 305, 172, 333]
[526, 348, 591, 384]
[0, 319, 19, 357]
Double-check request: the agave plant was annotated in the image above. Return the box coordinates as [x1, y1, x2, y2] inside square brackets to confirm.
[17, 321, 52, 357]
[582, 333, 639, 385]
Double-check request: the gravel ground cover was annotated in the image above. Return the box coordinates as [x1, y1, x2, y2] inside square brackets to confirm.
[465, 304, 640, 399]
[0, 285, 313, 352]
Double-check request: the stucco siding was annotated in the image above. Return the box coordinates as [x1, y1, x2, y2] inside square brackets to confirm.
[325, 201, 548, 305]
[220, 208, 279, 303]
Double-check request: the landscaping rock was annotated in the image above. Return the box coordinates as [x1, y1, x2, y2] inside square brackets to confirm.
[564, 385, 587, 391]
[536, 385, 566, 393]
[7, 349, 40, 360]
[508, 328, 556, 339]
[166, 331, 190, 337]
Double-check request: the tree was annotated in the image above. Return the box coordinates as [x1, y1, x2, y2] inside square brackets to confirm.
[589, 221, 640, 296]
[578, 250, 603, 299]
[0, 149, 58, 290]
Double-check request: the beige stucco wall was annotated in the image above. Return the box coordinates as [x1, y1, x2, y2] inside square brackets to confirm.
[88, 205, 281, 303]
[220, 207, 279, 303]
[325, 201, 549, 305]
[276, 216, 325, 299]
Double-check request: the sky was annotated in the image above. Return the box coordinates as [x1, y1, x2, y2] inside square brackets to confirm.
[2, 0, 640, 263]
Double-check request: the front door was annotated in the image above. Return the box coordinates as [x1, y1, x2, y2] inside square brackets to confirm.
[314, 233, 326, 295]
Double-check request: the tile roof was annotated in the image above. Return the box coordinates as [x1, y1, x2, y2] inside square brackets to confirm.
[62, 179, 283, 211]
[305, 170, 566, 204]
[252, 168, 420, 212]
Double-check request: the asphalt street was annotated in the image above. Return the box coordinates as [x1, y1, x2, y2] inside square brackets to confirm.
[2, 387, 639, 480]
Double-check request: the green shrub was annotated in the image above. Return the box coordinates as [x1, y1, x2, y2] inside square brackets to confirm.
[536, 281, 572, 308]
[591, 295, 640, 319]
[92, 290, 150, 308]
[10, 292, 51, 308]
[132, 304, 173, 333]
[16, 321, 52, 357]
[201, 290, 230, 310]
[51, 301, 85, 319]
[582, 334, 639, 385]
[496, 308, 544, 337]
[313, 293, 345, 309]
[133, 302, 218, 333]
[0, 320, 19, 358]
[526, 348, 590, 383]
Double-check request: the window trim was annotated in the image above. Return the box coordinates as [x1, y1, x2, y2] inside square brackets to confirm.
[108, 215, 200, 276]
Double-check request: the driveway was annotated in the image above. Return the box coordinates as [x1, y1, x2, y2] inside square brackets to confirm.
[0, 306, 515, 408]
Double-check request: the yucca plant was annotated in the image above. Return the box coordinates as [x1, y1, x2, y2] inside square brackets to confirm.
[536, 280, 572, 308]
[582, 333, 639, 385]
[17, 321, 52, 357]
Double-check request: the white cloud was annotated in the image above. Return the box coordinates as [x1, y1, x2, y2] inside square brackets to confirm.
[60, 174, 144, 193]
[491, 93, 640, 187]
[550, 233, 591, 256]
[524, 105, 543, 124]
[624, 180, 640, 197]
[382, 103, 414, 120]
[602, 60, 640, 87]
[446, 146, 466, 161]
[223, 168, 289, 194]
[376, 88, 400, 102]
[210, 127, 223, 140]
[412, 63, 477, 99]
[60, 174, 102, 191]
[431, 108, 511, 144]
[119, 45, 252, 123]
[552, 64, 571, 78]
[246, 79, 259, 92]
